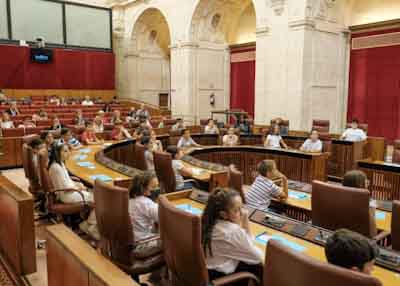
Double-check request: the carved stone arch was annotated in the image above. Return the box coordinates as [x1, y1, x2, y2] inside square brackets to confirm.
[130, 7, 171, 57]
[188, 0, 259, 44]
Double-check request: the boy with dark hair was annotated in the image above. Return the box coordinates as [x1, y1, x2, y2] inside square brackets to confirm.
[325, 229, 379, 275]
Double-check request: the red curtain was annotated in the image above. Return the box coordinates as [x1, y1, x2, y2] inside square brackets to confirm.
[230, 50, 255, 118]
[0, 45, 115, 90]
[348, 30, 400, 141]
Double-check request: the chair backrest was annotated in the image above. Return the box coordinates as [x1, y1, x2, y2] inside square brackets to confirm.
[319, 133, 332, 153]
[22, 144, 32, 180]
[153, 151, 176, 193]
[392, 140, 400, 164]
[38, 150, 52, 194]
[2, 128, 25, 137]
[94, 180, 134, 266]
[312, 119, 330, 133]
[263, 240, 382, 286]
[134, 143, 147, 170]
[392, 200, 400, 251]
[158, 196, 208, 286]
[200, 119, 209, 126]
[312, 180, 376, 237]
[228, 168, 246, 203]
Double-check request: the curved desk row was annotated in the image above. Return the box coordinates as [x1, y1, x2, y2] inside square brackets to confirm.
[64, 141, 399, 285]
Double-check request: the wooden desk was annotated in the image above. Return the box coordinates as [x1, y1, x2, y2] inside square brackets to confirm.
[358, 159, 400, 201]
[184, 146, 327, 185]
[46, 224, 139, 286]
[65, 143, 132, 187]
[0, 175, 36, 275]
[162, 191, 400, 286]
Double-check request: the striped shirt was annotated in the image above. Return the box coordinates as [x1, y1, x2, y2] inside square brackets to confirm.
[245, 175, 281, 211]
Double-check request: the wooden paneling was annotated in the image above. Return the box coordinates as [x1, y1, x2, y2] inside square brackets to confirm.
[46, 224, 139, 286]
[0, 176, 36, 275]
[4, 89, 116, 101]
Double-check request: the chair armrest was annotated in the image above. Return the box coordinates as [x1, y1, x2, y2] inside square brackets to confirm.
[135, 235, 160, 246]
[51, 188, 87, 204]
[184, 178, 200, 188]
[212, 272, 260, 286]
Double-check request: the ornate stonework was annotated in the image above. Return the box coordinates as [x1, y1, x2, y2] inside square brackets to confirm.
[270, 0, 285, 16]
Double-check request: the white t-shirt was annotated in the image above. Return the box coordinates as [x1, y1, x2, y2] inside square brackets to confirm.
[144, 150, 154, 170]
[204, 125, 219, 134]
[301, 139, 322, 152]
[222, 134, 239, 146]
[48, 162, 93, 204]
[206, 220, 263, 274]
[81, 100, 94, 106]
[265, 134, 282, 148]
[342, 128, 367, 142]
[1, 121, 14, 129]
[129, 196, 158, 240]
[177, 137, 197, 148]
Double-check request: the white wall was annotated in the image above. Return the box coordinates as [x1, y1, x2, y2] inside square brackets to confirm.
[349, 0, 400, 26]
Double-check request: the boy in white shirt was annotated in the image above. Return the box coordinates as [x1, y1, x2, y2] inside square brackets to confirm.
[177, 129, 201, 148]
[341, 119, 367, 142]
[222, 127, 239, 146]
[300, 129, 323, 153]
[204, 119, 219, 134]
[81, 96, 94, 106]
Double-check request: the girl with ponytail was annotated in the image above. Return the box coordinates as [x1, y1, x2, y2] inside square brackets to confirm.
[201, 188, 263, 281]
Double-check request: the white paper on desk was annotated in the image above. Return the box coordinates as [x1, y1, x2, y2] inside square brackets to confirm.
[103, 143, 112, 147]
[192, 168, 203, 176]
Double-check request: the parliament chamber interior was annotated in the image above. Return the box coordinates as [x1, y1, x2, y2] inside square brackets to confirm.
[1, 0, 400, 286]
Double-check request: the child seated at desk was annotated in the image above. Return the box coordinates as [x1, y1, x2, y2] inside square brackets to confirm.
[245, 160, 288, 212]
[177, 129, 201, 148]
[81, 122, 102, 145]
[58, 128, 81, 150]
[202, 188, 263, 280]
[111, 120, 132, 140]
[128, 171, 161, 255]
[166, 146, 194, 190]
[325, 229, 378, 275]
[341, 119, 367, 142]
[264, 124, 288, 149]
[222, 127, 239, 146]
[204, 119, 220, 134]
[150, 130, 163, 152]
[300, 129, 322, 153]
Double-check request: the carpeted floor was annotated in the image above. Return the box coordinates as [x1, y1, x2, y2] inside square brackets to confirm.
[0, 261, 15, 286]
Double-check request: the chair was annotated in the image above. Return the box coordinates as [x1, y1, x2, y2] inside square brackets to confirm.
[228, 167, 247, 203]
[22, 135, 41, 194]
[134, 143, 148, 170]
[263, 239, 382, 286]
[312, 181, 380, 238]
[153, 151, 176, 193]
[392, 200, 400, 251]
[312, 119, 330, 133]
[94, 180, 164, 282]
[38, 150, 88, 221]
[319, 133, 332, 153]
[392, 140, 400, 164]
[200, 119, 209, 126]
[158, 196, 259, 286]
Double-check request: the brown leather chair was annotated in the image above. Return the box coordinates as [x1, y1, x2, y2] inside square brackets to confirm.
[158, 196, 259, 286]
[200, 119, 209, 126]
[38, 150, 88, 221]
[392, 140, 400, 164]
[312, 119, 330, 133]
[228, 167, 247, 204]
[319, 133, 332, 153]
[94, 180, 164, 282]
[153, 151, 176, 193]
[134, 143, 148, 170]
[263, 239, 382, 286]
[392, 200, 400, 251]
[312, 180, 377, 238]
